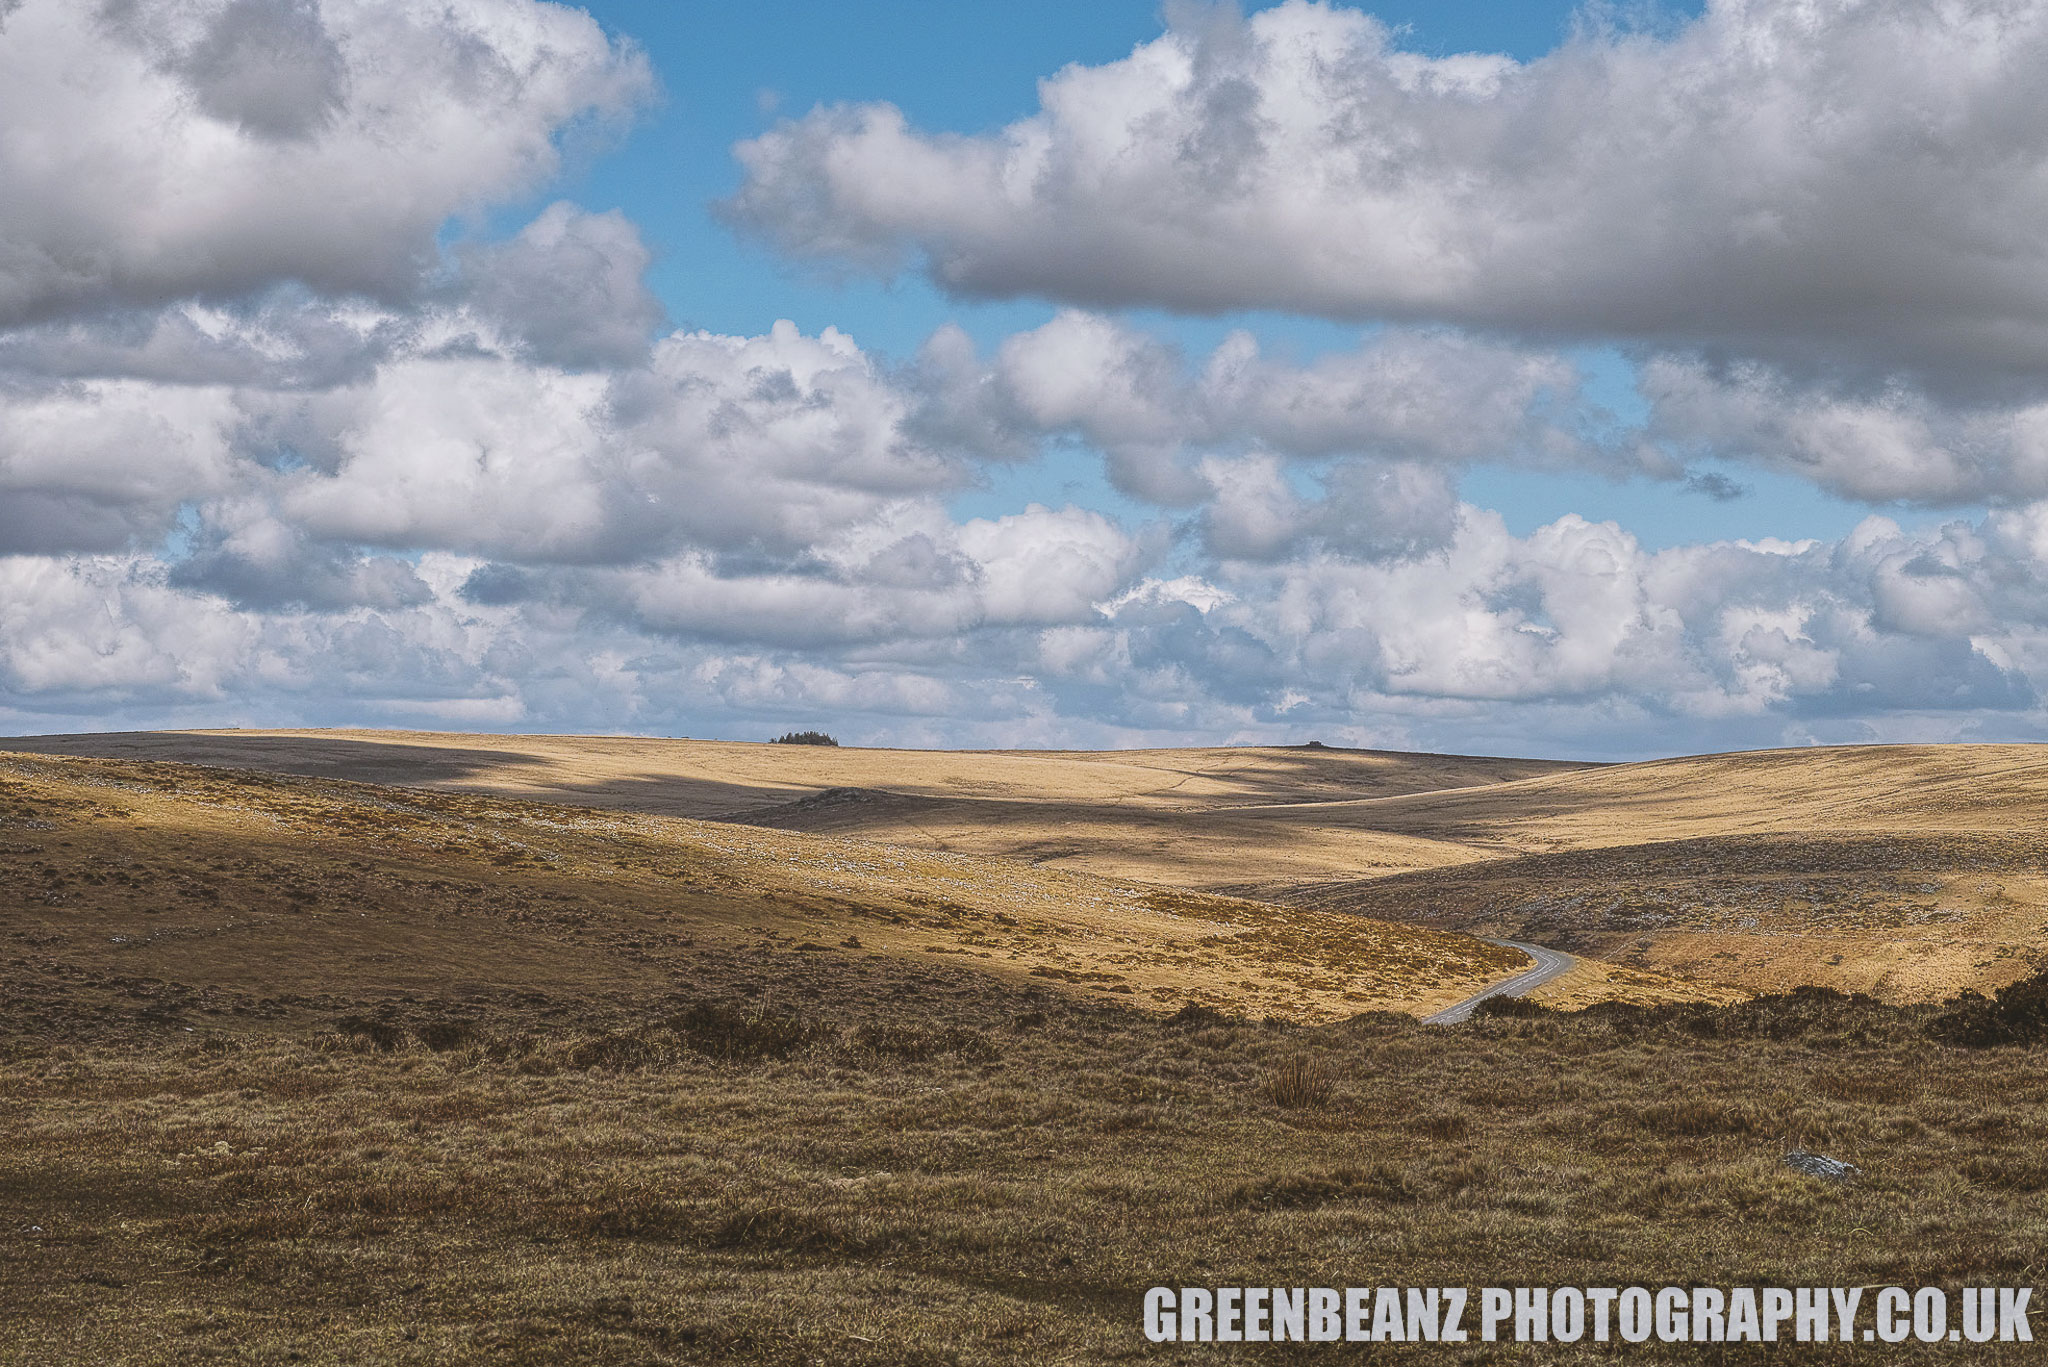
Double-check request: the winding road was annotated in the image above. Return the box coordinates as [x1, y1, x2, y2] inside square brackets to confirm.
[1421, 939, 1578, 1025]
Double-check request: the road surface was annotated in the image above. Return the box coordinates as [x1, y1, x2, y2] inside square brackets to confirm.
[1422, 939, 1577, 1024]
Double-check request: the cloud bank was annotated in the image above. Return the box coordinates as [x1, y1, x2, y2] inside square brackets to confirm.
[729, 0, 2048, 388]
[730, 0, 2048, 510]
[5, 0, 2048, 756]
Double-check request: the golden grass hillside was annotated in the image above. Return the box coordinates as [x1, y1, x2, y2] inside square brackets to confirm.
[1246, 744, 2048, 1004]
[1281, 831, 2048, 1003]
[0, 751, 1537, 1032]
[3, 730, 1587, 888]
[9, 746, 2048, 1363]
[1245, 743, 2048, 855]
[17, 732, 2048, 1005]
[1254, 745, 2048, 1003]
[1212, 748, 2048, 996]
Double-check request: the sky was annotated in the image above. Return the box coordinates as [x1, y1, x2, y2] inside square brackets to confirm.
[4, 0, 2048, 758]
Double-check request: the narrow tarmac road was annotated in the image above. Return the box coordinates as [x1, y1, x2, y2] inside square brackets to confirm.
[1422, 939, 1578, 1024]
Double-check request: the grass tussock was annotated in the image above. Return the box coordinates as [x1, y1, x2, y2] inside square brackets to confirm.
[1262, 1050, 1335, 1109]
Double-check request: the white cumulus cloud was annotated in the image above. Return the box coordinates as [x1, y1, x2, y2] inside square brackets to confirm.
[0, 0, 650, 325]
[729, 0, 2048, 389]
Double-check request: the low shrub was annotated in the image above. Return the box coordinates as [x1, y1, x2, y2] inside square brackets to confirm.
[1409, 1110, 1472, 1141]
[411, 1020, 475, 1052]
[1163, 1002, 1243, 1030]
[332, 1015, 405, 1051]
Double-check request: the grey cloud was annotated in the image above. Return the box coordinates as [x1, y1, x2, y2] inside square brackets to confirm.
[1644, 356, 2048, 504]
[169, 542, 431, 612]
[459, 563, 538, 606]
[1198, 455, 1461, 562]
[1315, 460, 1462, 559]
[23, 280, 2047, 744]
[1683, 472, 1747, 502]
[0, 489, 167, 554]
[0, 293, 989, 565]
[161, 495, 435, 612]
[0, 377, 239, 555]
[9, 495, 2048, 754]
[1801, 634, 2035, 716]
[0, 290, 404, 389]
[902, 326, 1039, 465]
[857, 533, 978, 590]
[0, 0, 649, 327]
[459, 204, 665, 369]
[178, 0, 345, 141]
[727, 0, 2048, 394]
[924, 312, 1642, 505]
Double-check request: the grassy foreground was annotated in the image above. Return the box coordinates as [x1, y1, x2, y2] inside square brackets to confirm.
[3, 748, 2041, 1363]
[6, 963, 2048, 1364]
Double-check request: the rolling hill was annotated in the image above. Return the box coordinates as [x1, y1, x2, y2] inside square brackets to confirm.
[14, 730, 2048, 1002]
[8, 735, 2048, 1363]
[0, 749, 1536, 1032]
[2, 729, 1590, 888]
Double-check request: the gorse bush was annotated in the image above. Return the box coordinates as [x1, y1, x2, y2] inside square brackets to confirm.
[771, 731, 838, 746]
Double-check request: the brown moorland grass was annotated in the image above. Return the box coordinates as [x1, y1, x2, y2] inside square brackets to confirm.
[0, 729, 1590, 889]
[1282, 831, 2048, 1002]
[0, 751, 1551, 1029]
[0, 729, 1588, 816]
[7, 956, 2048, 1364]
[7, 744, 2048, 1362]
[1239, 743, 2048, 855]
[16, 732, 2048, 1003]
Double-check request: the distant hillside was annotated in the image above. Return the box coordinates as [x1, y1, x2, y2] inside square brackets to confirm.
[16, 732, 2047, 1003]
[1243, 744, 2048, 856]
[2, 730, 1594, 887]
[0, 749, 1558, 1030]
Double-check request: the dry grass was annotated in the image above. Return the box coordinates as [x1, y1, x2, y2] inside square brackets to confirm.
[19, 730, 2048, 1004]
[0, 750, 1540, 1027]
[1, 728, 1588, 888]
[1290, 831, 2048, 1002]
[1261, 1051, 1335, 1109]
[8, 738, 2048, 1361]
[7, 970, 2048, 1364]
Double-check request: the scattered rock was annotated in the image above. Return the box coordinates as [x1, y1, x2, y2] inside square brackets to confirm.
[1783, 1148, 1860, 1182]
